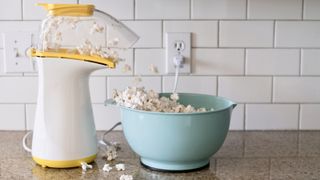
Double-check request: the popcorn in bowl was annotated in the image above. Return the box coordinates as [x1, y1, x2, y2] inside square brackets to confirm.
[112, 87, 211, 113]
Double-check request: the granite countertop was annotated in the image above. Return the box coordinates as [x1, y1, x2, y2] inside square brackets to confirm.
[1, 131, 320, 179]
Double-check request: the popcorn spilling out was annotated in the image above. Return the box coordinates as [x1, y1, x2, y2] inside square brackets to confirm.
[102, 164, 113, 172]
[90, 22, 104, 34]
[106, 145, 118, 161]
[112, 87, 210, 113]
[115, 163, 126, 171]
[81, 162, 93, 172]
[120, 174, 133, 180]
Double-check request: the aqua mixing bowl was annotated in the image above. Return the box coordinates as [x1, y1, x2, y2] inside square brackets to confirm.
[106, 93, 236, 172]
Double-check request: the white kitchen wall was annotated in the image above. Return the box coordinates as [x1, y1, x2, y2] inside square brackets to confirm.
[0, 0, 320, 130]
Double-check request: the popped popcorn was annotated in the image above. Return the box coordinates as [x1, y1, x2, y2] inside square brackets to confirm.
[38, 16, 120, 63]
[120, 174, 133, 180]
[170, 93, 179, 101]
[90, 22, 104, 34]
[112, 87, 211, 113]
[115, 163, 125, 171]
[80, 162, 93, 171]
[106, 145, 118, 161]
[102, 164, 113, 172]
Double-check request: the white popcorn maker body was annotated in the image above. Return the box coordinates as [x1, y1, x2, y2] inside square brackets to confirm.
[26, 4, 138, 168]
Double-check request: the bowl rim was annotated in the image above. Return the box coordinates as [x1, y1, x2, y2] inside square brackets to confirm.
[105, 92, 236, 115]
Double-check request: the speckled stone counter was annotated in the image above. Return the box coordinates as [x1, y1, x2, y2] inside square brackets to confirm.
[1, 131, 320, 179]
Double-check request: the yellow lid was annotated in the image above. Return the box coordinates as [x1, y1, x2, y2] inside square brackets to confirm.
[28, 48, 115, 68]
[37, 3, 94, 16]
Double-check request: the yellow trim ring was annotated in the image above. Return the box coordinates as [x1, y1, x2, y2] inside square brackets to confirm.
[28, 48, 115, 68]
[33, 154, 97, 168]
[37, 3, 94, 16]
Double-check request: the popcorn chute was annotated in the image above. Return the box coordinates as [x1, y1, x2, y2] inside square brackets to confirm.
[23, 4, 138, 168]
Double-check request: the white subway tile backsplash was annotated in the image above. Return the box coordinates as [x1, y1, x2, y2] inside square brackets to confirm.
[89, 77, 106, 103]
[274, 77, 320, 103]
[246, 104, 299, 130]
[304, 0, 320, 20]
[246, 49, 300, 75]
[192, 49, 244, 75]
[26, 104, 36, 130]
[230, 104, 244, 130]
[163, 21, 218, 48]
[0, 0, 22, 20]
[135, 0, 190, 19]
[107, 76, 161, 98]
[23, 0, 76, 20]
[0, 104, 25, 130]
[248, 0, 302, 19]
[92, 49, 134, 76]
[123, 21, 162, 48]
[2, 0, 320, 130]
[162, 76, 217, 95]
[301, 49, 320, 75]
[191, 0, 246, 19]
[0, 77, 37, 103]
[134, 49, 165, 75]
[300, 104, 320, 130]
[218, 77, 272, 103]
[93, 104, 122, 131]
[275, 21, 320, 47]
[220, 21, 274, 47]
[79, 0, 134, 20]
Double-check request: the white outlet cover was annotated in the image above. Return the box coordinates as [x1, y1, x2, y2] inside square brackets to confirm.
[166, 32, 191, 74]
[3, 31, 35, 73]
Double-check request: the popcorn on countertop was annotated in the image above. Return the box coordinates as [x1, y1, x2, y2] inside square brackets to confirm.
[115, 163, 125, 171]
[120, 174, 133, 180]
[112, 87, 211, 113]
[80, 162, 93, 171]
[102, 164, 113, 172]
[106, 145, 118, 161]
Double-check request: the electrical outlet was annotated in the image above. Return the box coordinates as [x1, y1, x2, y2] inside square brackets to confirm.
[3, 31, 36, 73]
[165, 32, 191, 74]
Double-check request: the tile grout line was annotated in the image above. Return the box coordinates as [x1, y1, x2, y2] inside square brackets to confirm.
[245, 0, 248, 19]
[21, 0, 24, 20]
[133, 0, 136, 20]
[301, 0, 305, 20]
[189, 0, 192, 20]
